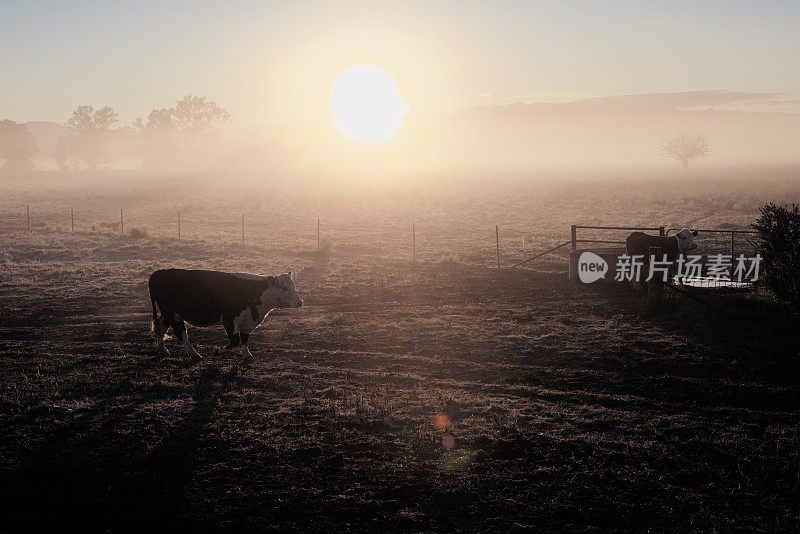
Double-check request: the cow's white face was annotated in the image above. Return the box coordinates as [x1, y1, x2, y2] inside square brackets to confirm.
[676, 228, 699, 253]
[271, 272, 303, 308]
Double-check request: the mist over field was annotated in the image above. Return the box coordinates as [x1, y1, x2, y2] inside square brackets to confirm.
[3, 1, 800, 531]
[12, 90, 800, 179]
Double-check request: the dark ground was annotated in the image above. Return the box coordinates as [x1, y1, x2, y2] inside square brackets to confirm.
[1, 229, 799, 532]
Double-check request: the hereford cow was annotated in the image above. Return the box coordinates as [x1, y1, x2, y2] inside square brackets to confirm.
[149, 269, 303, 361]
[626, 228, 699, 285]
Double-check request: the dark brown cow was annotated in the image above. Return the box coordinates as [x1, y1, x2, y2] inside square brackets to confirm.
[149, 269, 302, 360]
[625, 228, 699, 285]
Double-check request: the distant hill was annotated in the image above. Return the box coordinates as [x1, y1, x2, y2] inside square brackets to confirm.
[393, 97, 800, 170]
[204, 96, 800, 174]
[572, 90, 794, 110]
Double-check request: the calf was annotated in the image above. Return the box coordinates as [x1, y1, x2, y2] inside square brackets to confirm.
[625, 228, 699, 285]
[149, 269, 303, 360]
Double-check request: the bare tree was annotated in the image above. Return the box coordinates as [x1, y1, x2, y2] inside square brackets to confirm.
[0, 120, 37, 175]
[660, 134, 711, 170]
[59, 106, 120, 170]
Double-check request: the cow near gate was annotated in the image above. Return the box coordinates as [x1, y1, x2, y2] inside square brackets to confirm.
[149, 269, 303, 361]
[626, 228, 699, 286]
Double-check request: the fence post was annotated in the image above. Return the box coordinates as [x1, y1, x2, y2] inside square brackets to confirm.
[495, 225, 500, 268]
[120, 209, 123, 236]
[71, 207, 74, 232]
[647, 246, 662, 307]
[659, 226, 665, 237]
[412, 221, 416, 265]
[317, 218, 320, 252]
[571, 225, 577, 250]
[26, 204, 30, 230]
[730, 232, 735, 258]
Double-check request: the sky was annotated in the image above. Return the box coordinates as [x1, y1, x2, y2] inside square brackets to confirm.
[1, 0, 799, 127]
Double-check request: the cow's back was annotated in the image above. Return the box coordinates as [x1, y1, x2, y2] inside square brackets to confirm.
[149, 269, 225, 325]
[149, 269, 271, 326]
[626, 233, 680, 260]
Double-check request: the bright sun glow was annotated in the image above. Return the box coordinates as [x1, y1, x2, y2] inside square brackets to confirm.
[330, 65, 409, 143]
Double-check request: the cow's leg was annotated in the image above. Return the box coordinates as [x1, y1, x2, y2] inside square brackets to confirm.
[240, 332, 253, 360]
[215, 318, 240, 356]
[151, 300, 170, 355]
[173, 316, 202, 361]
[154, 316, 170, 355]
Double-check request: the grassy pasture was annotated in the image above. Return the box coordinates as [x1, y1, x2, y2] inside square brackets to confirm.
[1, 171, 799, 531]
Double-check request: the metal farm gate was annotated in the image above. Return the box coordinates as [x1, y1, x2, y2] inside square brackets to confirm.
[509, 224, 762, 308]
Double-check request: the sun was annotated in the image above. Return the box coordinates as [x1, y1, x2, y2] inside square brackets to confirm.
[330, 64, 409, 143]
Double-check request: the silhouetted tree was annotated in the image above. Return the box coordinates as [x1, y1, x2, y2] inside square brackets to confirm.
[172, 95, 230, 138]
[134, 108, 176, 133]
[58, 105, 119, 170]
[0, 120, 37, 174]
[133, 95, 230, 169]
[133, 108, 180, 170]
[659, 134, 711, 170]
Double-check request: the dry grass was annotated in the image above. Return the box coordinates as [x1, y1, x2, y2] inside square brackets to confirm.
[1, 172, 799, 531]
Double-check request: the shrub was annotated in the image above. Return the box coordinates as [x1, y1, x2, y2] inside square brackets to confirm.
[752, 203, 800, 311]
[129, 227, 149, 239]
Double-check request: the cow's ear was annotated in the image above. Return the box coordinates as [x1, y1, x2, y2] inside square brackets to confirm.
[288, 271, 293, 280]
[691, 230, 699, 236]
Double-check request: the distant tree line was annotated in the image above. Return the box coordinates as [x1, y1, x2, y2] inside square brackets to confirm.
[58, 95, 230, 171]
[56, 106, 119, 171]
[0, 95, 230, 174]
[2, 103, 715, 173]
[132, 95, 230, 170]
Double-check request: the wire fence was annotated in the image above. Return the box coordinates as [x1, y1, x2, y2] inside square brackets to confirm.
[0, 204, 761, 274]
[0, 203, 572, 269]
